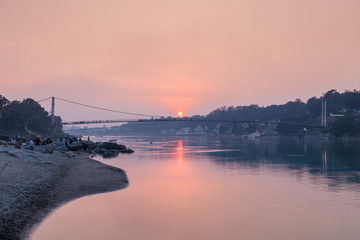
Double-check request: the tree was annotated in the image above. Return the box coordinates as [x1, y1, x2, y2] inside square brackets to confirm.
[322, 89, 343, 114]
[306, 97, 321, 120]
[0, 96, 64, 135]
[0, 95, 10, 110]
[344, 90, 360, 110]
[329, 115, 359, 137]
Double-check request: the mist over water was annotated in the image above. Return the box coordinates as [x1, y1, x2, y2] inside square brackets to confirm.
[32, 136, 360, 240]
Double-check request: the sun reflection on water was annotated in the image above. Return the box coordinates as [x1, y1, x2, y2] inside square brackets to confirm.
[177, 140, 183, 167]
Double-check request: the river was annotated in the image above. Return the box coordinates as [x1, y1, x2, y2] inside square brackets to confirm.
[31, 136, 360, 240]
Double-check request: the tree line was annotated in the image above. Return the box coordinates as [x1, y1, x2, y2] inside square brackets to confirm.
[0, 95, 63, 137]
[206, 89, 360, 136]
[3, 89, 359, 137]
[113, 89, 360, 137]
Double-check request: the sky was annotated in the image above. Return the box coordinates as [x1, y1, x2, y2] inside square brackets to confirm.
[1, 0, 359, 119]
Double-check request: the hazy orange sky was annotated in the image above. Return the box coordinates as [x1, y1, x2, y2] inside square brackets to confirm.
[1, 0, 359, 117]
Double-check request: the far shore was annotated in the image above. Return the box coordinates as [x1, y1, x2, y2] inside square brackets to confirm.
[0, 144, 128, 240]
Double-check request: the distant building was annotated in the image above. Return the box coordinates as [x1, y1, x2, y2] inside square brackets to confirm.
[212, 128, 219, 134]
[194, 125, 205, 134]
[330, 113, 345, 117]
[177, 127, 192, 135]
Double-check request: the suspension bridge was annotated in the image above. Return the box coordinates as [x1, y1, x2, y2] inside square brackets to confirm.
[37, 97, 321, 128]
[37, 96, 165, 125]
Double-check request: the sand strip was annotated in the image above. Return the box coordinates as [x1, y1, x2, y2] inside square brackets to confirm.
[0, 145, 128, 240]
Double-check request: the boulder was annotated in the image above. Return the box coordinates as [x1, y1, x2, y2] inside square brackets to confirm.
[93, 147, 106, 155]
[91, 142, 134, 156]
[55, 145, 68, 151]
[34, 147, 46, 154]
[53, 141, 68, 151]
[45, 144, 55, 154]
[34, 144, 54, 154]
[79, 140, 98, 150]
[68, 141, 83, 151]
[122, 148, 134, 153]
[102, 150, 119, 158]
[102, 142, 126, 150]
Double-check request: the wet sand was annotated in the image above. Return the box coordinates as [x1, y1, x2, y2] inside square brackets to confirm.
[0, 145, 128, 240]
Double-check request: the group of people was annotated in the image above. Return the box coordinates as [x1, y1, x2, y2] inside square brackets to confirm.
[29, 137, 52, 150]
[28, 136, 90, 150]
[64, 136, 77, 148]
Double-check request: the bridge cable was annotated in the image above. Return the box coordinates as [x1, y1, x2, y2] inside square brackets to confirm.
[55, 97, 162, 118]
[37, 97, 52, 103]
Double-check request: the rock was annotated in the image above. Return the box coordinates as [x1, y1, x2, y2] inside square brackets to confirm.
[91, 142, 133, 156]
[44, 144, 54, 154]
[55, 145, 67, 151]
[67, 141, 98, 151]
[34, 144, 54, 154]
[54, 141, 68, 151]
[68, 141, 83, 151]
[119, 148, 135, 153]
[86, 142, 98, 150]
[102, 142, 126, 150]
[93, 147, 106, 155]
[79, 140, 98, 151]
[102, 150, 119, 158]
[7, 153, 18, 158]
[34, 147, 46, 154]
[0, 140, 9, 145]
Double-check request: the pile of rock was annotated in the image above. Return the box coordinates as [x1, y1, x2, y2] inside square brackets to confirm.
[2, 134, 135, 158]
[66, 140, 134, 158]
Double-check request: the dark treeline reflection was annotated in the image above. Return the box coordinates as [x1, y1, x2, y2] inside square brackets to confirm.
[182, 137, 360, 188]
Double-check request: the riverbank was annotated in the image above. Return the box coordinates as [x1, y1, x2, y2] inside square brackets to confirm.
[0, 144, 128, 240]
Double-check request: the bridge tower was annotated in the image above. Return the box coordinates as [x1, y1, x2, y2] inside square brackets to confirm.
[51, 97, 55, 123]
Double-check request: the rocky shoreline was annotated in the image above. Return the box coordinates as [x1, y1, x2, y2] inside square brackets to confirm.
[0, 141, 130, 240]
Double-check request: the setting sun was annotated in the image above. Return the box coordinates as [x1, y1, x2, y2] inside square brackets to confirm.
[178, 111, 183, 118]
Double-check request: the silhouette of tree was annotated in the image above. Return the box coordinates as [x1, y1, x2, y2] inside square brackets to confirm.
[329, 115, 359, 137]
[0, 95, 10, 111]
[0, 96, 63, 136]
[344, 90, 360, 110]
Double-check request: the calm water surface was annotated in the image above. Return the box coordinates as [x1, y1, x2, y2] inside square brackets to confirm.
[31, 136, 360, 240]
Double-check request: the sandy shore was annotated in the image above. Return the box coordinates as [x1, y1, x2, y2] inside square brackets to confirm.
[0, 144, 128, 240]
